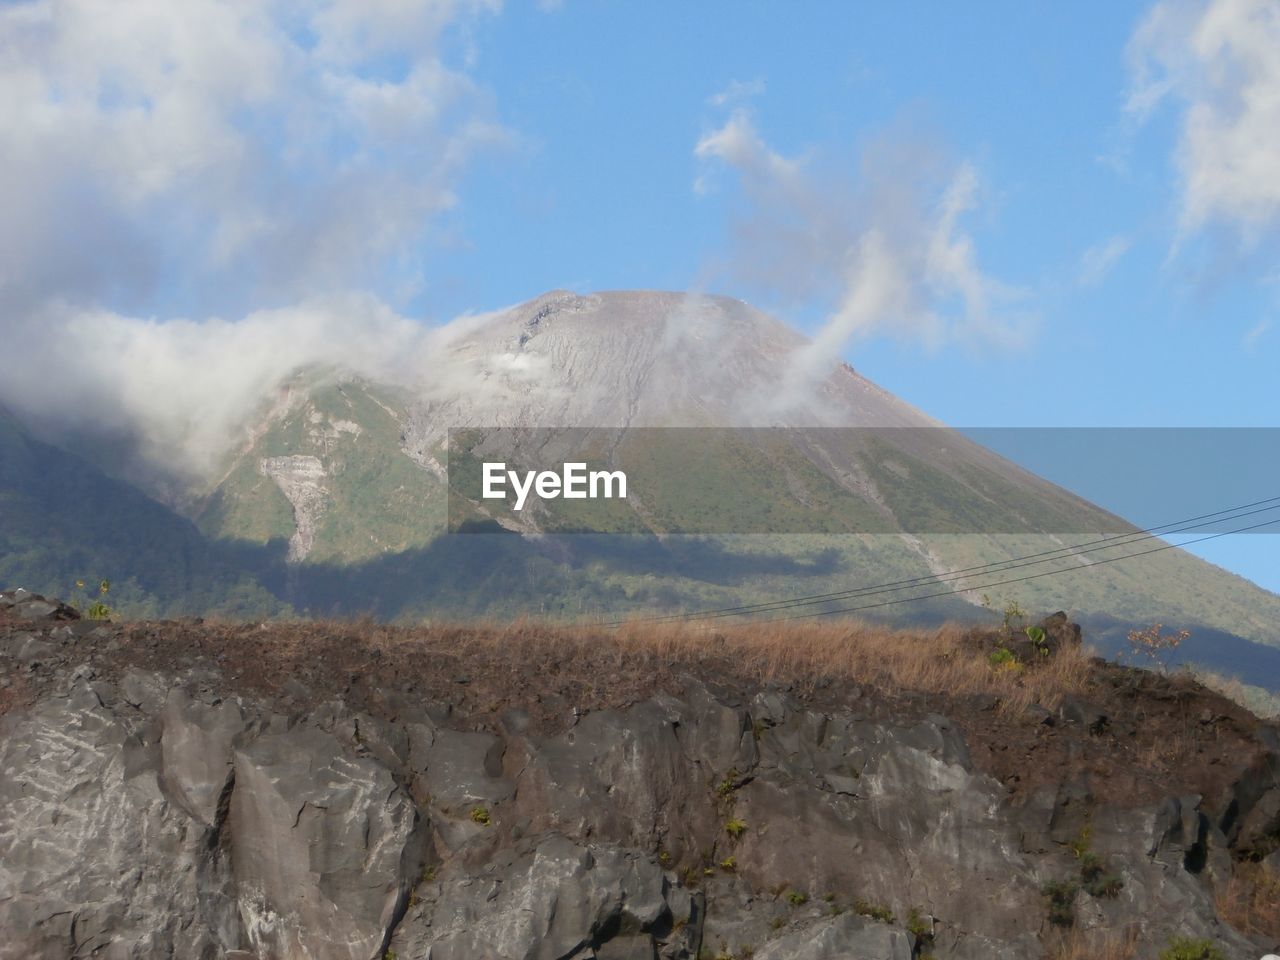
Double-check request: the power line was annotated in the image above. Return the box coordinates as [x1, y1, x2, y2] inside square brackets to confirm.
[765, 514, 1280, 623]
[602, 494, 1280, 626]
[674, 500, 1280, 622]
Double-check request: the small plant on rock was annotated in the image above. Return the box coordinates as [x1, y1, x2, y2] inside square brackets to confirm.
[907, 907, 934, 946]
[469, 806, 491, 826]
[1079, 852, 1124, 898]
[786, 890, 807, 906]
[1002, 599, 1026, 631]
[73, 578, 113, 620]
[1065, 826, 1124, 900]
[725, 817, 747, 839]
[1042, 879, 1078, 927]
[1025, 625, 1049, 656]
[989, 647, 1017, 668]
[1067, 825, 1092, 859]
[1156, 937, 1224, 960]
[853, 899, 895, 924]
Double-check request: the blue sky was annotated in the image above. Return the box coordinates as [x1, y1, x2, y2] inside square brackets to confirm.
[0, 0, 1275, 590]
[448, 2, 1280, 590]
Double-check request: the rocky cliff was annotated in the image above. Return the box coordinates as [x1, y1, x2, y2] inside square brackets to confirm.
[1, 590, 1278, 959]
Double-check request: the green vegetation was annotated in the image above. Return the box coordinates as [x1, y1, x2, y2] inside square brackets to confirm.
[199, 381, 447, 563]
[0, 409, 282, 619]
[1044, 825, 1123, 926]
[906, 907, 934, 946]
[853, 899, 895, 924]
[725, 818, 747, 839]
[1157, 938, 1224, 960]
[786, 890, 807, 906]
[1067, 825, 1092, 859]
[1025, 625, 1048, 656]
[989, 647, 1016, 667]
[1002, 599, 1026, 631]
[72, 578, 114, 620]
[469, 807, 491, 826]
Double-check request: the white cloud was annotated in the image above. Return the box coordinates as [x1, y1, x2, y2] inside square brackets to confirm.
[693, 108, 799, 194]
[0, 0, 504, 315]
[3, 294, 521, 482]
[1078, 234, 1133, 287]
[707, 78, 766, 107]
[694, 111, 1029, 409]
[0, 0, 507, 480]
[1128, 0, 1280, 247]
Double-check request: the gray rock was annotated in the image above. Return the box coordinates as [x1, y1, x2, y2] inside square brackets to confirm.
[230, 726, 422, 960]
[160, 686, 250, 825]
[0, 636, 1273, 960]
[753, 914, 913, 959]
[0, 680, 241, 958]
[391, 834, 684, 960]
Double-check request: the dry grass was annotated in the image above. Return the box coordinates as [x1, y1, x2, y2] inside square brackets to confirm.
[568, 618, 1089, 713]
[1215, 860, 1280, 941]
[300, 615, 1091, 714]
[1045, 926, 1140, 960]
[1136, 727, 1197, 771]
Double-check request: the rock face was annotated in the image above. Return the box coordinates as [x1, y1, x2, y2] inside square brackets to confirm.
[1, 619, 1279, 958]
[0, 587, 80, 622]
[259, 455, 329, 562]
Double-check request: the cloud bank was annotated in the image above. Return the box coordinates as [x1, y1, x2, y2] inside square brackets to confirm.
[0, 0, 505, 480]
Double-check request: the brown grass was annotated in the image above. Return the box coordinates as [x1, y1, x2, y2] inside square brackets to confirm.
[616, 619, 1093, 712]
[1215, 860, 1280, 941]
[507, 617, 1092, 713]
[9, 610, 1266, 806]
[195, 615, 1091, 717]
[1045, 926, 1140, 960]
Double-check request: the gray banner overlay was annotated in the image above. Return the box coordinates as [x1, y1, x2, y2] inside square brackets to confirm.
[445, 427, 1280, 535]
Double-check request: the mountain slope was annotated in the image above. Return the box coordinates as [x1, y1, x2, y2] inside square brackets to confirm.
[187, 291, 1280, 654]
[5, 291, 1278, 664]
[0, 406, 281, 618]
